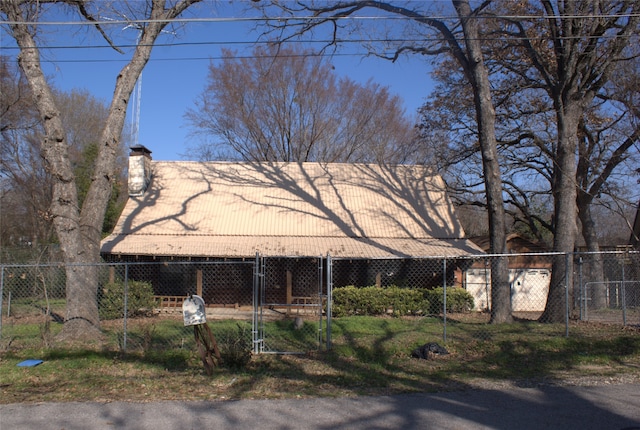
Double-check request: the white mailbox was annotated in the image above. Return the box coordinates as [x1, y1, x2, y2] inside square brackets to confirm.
[182, 295, 206, 326]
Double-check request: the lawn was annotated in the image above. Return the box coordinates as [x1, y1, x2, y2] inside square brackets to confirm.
[1, 315, 639, 404]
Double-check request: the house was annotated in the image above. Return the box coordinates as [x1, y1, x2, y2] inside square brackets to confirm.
[101, 145, 483, 306]
[464, 234, 551, 313]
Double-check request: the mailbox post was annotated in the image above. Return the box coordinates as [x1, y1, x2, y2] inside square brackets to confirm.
[182, 295, 221, 374]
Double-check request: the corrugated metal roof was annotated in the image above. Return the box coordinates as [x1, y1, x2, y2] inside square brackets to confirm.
[101, 162, 484, 258]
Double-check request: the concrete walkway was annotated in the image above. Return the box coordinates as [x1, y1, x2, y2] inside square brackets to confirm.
[1, 384, 639, 430]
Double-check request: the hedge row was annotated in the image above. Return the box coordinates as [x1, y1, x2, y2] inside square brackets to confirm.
[332, 285, 474, 317]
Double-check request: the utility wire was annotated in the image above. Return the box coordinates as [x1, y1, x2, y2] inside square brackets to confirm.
[3, 51, 406, 65]
[2, 12, 640, 26]
[1, 31, 632, 53]
[11, 51, 382, 64]
[2, 9, 636, 64]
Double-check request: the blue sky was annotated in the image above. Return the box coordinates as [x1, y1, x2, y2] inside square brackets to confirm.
[2, 4, 435, 161]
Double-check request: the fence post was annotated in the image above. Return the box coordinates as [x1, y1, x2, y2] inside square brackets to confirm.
[443, 258, 447, 343]
[0, 267, 4, 339]
[123, 264, 129, 353]
[621, 262, 627, 326]
[326, 254, 332, 350]
[252, 252, 260, 354]
[565, 253, 570, 337]
[315, 255, 324, 351]
[578, 256, 584, 321]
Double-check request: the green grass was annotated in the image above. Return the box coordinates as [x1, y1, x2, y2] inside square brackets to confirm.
[1, 315, 639, 404]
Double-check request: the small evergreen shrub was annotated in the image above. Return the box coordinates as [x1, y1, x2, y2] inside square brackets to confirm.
[425, 287, 474, 314]
[383, 287, 431, 317]
[332, 285, 430, 317]
[332, 285, 474, 317]
[100, 280, 156, 320]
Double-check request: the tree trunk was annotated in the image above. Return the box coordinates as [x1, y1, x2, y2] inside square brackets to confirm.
[6, 3, 102, 339]
[454, 0, 511, 323]
[540, 106, 579, 323]
[57, 31, 154, 340]
[518, 0, 639, 323]
[577, 194, 606, 309]
[4, 0, 202, 340]
[574, 120, 640, 311]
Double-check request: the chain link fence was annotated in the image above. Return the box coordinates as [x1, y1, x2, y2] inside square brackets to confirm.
[328, 250, 639, 341]
[329, 253, 555, 317]
[576, 251, 640, 326]
[0, 261, 257, 356]
[256, 257, 326, 354]
[461, 253, 553, 317]
[1, 250, 638, 355]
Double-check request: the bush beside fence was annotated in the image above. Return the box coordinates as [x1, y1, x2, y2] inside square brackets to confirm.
[331, 285, 474, 317]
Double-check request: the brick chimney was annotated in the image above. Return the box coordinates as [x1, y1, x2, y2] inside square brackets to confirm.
[128, 144, 152, 196]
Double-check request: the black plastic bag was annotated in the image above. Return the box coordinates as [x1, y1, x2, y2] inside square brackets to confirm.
[411, 342, 449, 359]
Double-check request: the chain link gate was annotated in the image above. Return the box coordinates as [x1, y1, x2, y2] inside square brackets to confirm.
[253, 255, 326, 354]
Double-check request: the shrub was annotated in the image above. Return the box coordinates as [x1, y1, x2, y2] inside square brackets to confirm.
[425, 287, 474, 314]
[383, 287, 431, 317]
[331, 285, 474, 317]
[100, 280, 156, 320]
[332, 285, 430, 317]
[215, 323, 252, 369]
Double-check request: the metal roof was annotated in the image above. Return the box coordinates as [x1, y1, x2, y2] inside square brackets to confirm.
[101, 161, 483, 258]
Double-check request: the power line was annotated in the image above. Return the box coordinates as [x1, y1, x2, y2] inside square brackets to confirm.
[2, 8, 636, 65]
[3, 38, 425, 51]
[3, 35, 632, 66]
[0, 30, 631, 54]
[4, 51, 399, 65]
[2, 12, 640, 26]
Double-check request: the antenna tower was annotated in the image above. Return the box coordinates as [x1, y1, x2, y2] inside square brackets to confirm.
[130, 31, 143, 146]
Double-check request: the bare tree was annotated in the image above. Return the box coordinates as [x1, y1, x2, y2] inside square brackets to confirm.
[1, 56, 54, 251]
[258, 0, 512, 322]
[418, 0, 639, 321]
[2, 54, 127, 253]
[419, 10, 640, 250]
[418, 49, 557, 244]
[1, 0, 202, 340]
[501, 0, 640, 322]
[185, 44, 417, 163]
